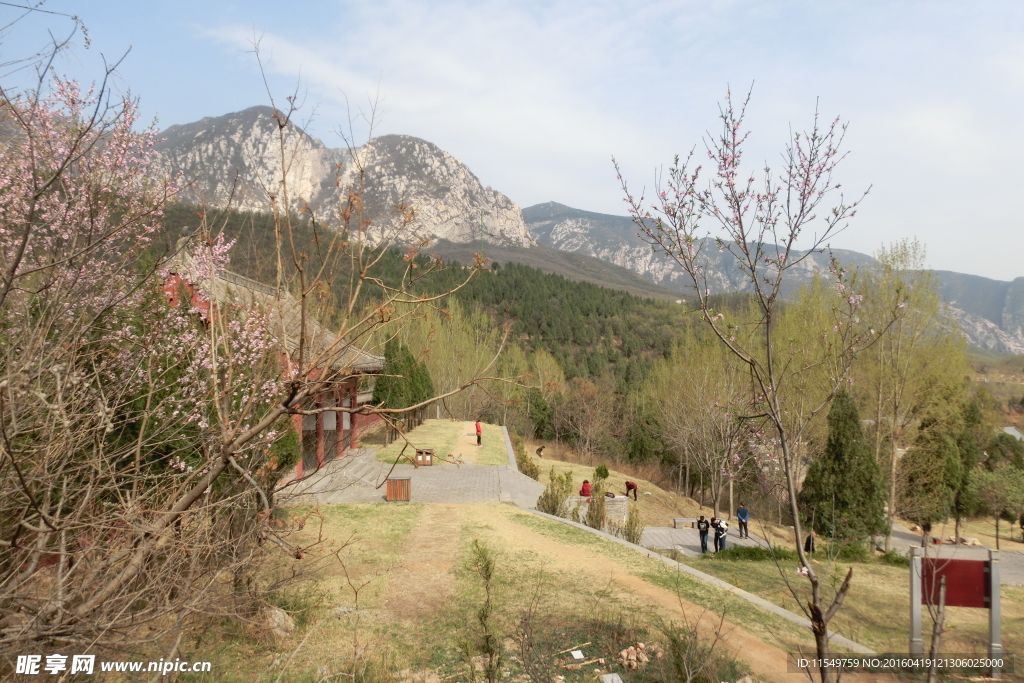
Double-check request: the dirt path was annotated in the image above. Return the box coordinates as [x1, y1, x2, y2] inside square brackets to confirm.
[387, 504, 467, 622]
[449, 421, 480, 464]
[474, 506, 897, 683]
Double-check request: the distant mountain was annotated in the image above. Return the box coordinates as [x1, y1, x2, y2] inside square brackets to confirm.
[523, 202, 875, 298]
[936, 272, 1024, 355]
[523, 202, 1024, 355]
[427, 240, 681, 301]
[150, 107, 1022, 355]
[154, 106, 532, 247]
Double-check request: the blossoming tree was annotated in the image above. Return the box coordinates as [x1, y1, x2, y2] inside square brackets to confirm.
[0, 57, 499, 661]
[617, 90, 903, 682]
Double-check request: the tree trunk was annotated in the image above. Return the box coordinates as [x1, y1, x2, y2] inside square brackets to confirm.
[996, 516, 1000, 550]
[927, 576, 947, 683]
[954, 516, 961, 546]
[728, 476, 734, 521]
[886, 441, 898, 552]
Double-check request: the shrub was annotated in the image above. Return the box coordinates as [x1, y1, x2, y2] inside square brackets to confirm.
[536, 467, 573, 517]
[878, 549, 910, 568]
[828, 540, 869, 562]
[585, 480, 606, 530]
[621, 501, 645, 545]
[595, 464, 610, 481]
[705, 546, 798, 562]
[511, 431, 540, 480]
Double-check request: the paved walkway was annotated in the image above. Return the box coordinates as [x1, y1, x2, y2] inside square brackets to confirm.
[278, 434, 544, 509]
[643, 525, 769, 557]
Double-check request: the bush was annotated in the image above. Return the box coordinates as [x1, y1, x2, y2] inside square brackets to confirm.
[827, 540, 869, 562]
[705, 546, 798, 562]
[536, 467, 573, 517]
[878, 549, 910, 567]
[585, 480, 607, 530]
[595, 464, 610, 481]
[511, 431, 540, 481]
[621, 501, 644, 545]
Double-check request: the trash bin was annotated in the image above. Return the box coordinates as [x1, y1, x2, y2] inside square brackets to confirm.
[415, 448, 434, 466]
[386, 476, 411, 502]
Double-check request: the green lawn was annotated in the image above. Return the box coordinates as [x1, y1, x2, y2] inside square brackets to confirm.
[373, 419, 509, 466]
[679, 553, 1024, 656]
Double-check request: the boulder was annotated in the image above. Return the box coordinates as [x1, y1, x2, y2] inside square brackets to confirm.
[262, 606, 295, 638]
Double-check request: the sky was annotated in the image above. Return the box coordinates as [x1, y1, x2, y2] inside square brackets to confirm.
[3, 1, 1023, 281]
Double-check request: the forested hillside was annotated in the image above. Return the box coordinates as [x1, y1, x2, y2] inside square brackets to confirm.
[159, 204, 737, 386]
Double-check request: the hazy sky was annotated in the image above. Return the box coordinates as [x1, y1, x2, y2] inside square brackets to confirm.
[4, 1, 1023, 281]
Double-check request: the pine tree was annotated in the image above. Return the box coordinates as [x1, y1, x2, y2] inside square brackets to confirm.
[526, 388, 554, 440]
[898, 431, 963, 529]
[799, 390, 887, 540]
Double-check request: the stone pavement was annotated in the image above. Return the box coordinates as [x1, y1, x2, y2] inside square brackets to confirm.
[278, 444, 545, 508]
[642, 525, 769, 557]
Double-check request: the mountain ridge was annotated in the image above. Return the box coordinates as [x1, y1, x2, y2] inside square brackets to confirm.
[154, 106, 533, 247]
[151, 108, 1023, 355]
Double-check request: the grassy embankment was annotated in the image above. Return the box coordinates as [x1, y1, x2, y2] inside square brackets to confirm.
[529, 447, 1024, 661]
[183, 502, 835, 682]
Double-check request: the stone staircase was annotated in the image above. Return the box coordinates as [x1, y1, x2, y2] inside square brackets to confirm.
[497, 465, 545, 508]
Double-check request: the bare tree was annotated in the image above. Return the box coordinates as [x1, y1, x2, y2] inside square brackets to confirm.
[618, 89, 901, 682]
[554, 377, 615, 464]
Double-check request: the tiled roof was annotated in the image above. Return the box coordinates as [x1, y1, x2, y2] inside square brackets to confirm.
[167, 246, 383, 374]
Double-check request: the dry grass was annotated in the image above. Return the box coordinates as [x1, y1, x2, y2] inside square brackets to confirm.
[184, 502, 836, 682]
[373, 419, 508, 466]
[909, 516, 1024, 550]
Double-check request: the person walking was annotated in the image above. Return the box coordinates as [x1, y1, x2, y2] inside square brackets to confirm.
[625, 481, 638, 500]
[697, 515, 710, 554]
[804, 530, 816, 554]
[710, 517, 720, 552]
[475, 420, 482, 447]
[717, 519, 728, 550]
[737, 503, 749, 539]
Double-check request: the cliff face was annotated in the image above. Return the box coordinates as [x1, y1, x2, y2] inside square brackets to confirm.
[153, 107, 533, 247]
[524, 202, 875, 297]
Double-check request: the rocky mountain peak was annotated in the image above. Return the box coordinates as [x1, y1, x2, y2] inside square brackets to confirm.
[153, 109, 532, 247]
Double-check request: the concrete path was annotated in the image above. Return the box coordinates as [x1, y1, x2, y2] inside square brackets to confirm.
[278, 442, 545, 508]
[531, 509, 876, 655]
[643, 525, 770, 557]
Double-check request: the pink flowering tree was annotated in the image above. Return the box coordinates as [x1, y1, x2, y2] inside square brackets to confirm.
[0, 53, 498, 660]
[617, 90, 904, 681]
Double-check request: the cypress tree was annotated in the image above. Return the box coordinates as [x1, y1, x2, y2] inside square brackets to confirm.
[899, 431, 963, 529]
[799, 390, 887, 540]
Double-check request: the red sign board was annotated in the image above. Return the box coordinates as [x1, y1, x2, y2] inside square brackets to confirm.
[921, 558, 989, 608]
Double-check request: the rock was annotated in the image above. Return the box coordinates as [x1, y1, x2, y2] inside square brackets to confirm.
[262, 606, 295, 638]
[965, 537, 983, 546]
[736, 676, 755, 683]
[643, 491, 652, 496]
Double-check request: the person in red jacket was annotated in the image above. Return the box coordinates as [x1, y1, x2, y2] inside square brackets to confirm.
[625, 481, 638, 500]
[579, 480, 591, 497]
[475, 420, 482, 446]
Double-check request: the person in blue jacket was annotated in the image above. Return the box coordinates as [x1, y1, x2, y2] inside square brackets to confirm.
[737, 503, 749, 539]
